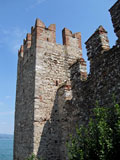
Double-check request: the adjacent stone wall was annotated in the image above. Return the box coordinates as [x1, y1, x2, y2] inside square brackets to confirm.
[109, 0, 120, 39]
[67, 0, 120, 134]
[69, 30, 120, 115]
[14, 1, 120, 160]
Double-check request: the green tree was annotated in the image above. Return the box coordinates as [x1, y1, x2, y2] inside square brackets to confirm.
[67, 103, 120, 160]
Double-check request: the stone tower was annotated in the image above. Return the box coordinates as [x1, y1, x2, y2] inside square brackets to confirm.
[14, 19, 87, 160]
[14, 1, 120, 160]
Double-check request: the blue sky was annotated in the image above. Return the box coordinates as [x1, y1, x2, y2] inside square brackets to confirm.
[0, 0, 117, 134]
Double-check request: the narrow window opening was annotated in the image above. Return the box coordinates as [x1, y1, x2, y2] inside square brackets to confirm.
[56, 80, 58, 86]
[55, 110, 57, 113]
[55, 140, 58, 144]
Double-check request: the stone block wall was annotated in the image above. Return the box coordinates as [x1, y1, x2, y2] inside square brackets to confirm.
[14, 32, 36, 159]
[67, 0, 120, 132]
[109, 0, 120, 39]
[14, 0, 120, 160]
[14, 18, 86, 160]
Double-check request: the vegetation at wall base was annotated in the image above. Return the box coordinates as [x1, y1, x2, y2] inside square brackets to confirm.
[26, 153, 43, 160]
[67, 102, 120, 160]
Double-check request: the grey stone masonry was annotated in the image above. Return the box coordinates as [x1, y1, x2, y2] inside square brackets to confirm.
[109, 0, 120, 39]
[85, 26, 110, 73]
[14, 1, 120, 160]
[14, 18, 86, 160]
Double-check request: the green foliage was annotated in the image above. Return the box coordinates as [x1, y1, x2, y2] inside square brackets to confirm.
[67, 103, 120, 160]
[26, 153, 43, 160]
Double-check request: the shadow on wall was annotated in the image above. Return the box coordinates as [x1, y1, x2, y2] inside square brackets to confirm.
[37, 59, 89, 160]
[37, 85, 72, 160]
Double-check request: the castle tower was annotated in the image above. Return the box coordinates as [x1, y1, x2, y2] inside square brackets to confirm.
[14, 1, 120, 160]
[14, 19, 87, 160]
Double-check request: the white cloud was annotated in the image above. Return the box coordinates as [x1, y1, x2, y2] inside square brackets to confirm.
[26, 0, 48, 11]
[0, 27, 27, 54]
[5, 96, 11, 99]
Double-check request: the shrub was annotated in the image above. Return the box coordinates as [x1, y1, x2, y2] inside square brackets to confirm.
[67, 102, 120, 160]
[26, 153, 43, 160]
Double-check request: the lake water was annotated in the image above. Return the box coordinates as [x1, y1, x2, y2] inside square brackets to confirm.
[0, 134, 13, 160]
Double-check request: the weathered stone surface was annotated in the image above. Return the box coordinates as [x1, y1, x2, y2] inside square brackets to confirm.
[14, 19, 84, 160]
[109, 0, 120, 39]
[14, 1, 120, 160]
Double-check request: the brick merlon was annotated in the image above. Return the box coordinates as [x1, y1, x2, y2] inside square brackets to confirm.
[48, 24, 56, 32]
[20, 45, 24, 52]
[85, 25, 108, 44]
[73, 32, 81, 39]
[35, 18, 46, 28]
[26, 33, 32, 41]
[62, 28, 72, 36]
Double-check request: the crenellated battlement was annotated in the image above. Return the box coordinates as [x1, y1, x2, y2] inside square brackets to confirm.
[19, 18, 83, 49]
[34, 19, 56, 43]
[14, 1, 120, 160]
[62, 28, 82, 49]
[24, 33, 32, 49]
[85, 25, 110, 73]
[18, 18, 83, 68]
[85, 26, 110, 57]
[18, 0, 120, 68]
[18, 19, 56, 61]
